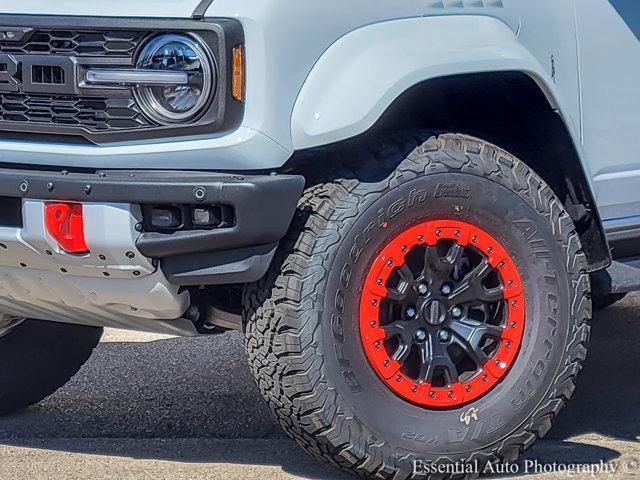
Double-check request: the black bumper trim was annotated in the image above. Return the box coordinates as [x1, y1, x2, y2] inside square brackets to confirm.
[163, 243, 278, 286]
[604, 217, 640, 259]
[0, 167, 305, 260]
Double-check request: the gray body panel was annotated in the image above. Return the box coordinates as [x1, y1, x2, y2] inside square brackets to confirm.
[0, 1, 636, 221]
[575, 1, 640, 222]
[0, 0, 635, 329]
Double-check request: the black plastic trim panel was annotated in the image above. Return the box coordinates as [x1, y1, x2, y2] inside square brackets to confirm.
[163, 243, 278, 285]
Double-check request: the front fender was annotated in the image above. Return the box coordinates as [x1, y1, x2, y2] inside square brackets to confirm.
[291, 15, 567, 150]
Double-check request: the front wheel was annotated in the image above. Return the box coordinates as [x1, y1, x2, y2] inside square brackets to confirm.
[244, 132, 591, 478]
[0, 318, 102, 415]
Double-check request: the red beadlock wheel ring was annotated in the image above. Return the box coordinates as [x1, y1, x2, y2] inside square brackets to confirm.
[359, 220, 525, 408]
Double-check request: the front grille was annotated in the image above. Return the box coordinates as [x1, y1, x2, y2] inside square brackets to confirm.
[0, 30, 149, 57]
[0, 93, 152, 132]
[0, 28, 154, 138]
[0, 18, 237, 143]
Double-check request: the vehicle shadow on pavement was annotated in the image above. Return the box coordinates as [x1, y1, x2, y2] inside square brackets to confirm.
[0, 295, 638, 478]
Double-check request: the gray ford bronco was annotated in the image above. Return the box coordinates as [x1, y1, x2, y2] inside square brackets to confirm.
[0, 0, 637, 477]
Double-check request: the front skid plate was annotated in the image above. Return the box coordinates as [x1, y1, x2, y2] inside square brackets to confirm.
[0, 200, 190, 331]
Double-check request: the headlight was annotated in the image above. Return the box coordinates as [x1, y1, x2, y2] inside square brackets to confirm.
[134, 34, 215, 125]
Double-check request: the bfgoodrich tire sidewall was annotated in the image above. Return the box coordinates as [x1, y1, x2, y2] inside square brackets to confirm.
[320, 171, 573, 458]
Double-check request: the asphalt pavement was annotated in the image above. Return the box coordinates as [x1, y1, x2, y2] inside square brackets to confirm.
[1, 294, 640, 479]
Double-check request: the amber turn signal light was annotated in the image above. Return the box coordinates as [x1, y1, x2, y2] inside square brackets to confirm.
[232, 45, 245, 102]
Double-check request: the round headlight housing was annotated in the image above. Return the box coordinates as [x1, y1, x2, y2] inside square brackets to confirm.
[135, 34, 215, 125]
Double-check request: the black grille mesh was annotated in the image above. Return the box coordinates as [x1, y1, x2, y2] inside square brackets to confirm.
[0, 28, 154, 136]
[0, 93, 152, 131]
[0, 30, 148, 56]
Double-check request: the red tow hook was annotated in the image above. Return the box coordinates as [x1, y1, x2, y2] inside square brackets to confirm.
[44, 202, 89, 254]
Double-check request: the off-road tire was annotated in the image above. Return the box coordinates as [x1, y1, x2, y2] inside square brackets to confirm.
[244, 131, 591, 478]
[0, 319, 102, 415]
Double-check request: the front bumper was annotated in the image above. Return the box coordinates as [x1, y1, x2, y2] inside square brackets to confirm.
[0, 167, 304, 327]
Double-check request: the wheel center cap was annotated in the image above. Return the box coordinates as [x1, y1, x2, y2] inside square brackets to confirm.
[423, 299, 447, 326]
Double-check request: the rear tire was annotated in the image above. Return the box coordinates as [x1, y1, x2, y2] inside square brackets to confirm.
[244, 131, 591, 478]
[0, 319, 102, 415]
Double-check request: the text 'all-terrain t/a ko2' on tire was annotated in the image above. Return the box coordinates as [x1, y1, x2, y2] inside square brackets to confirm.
[244, 131, 591, 478]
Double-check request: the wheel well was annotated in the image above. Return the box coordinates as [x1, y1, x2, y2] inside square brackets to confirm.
[287, 71, 610, 271]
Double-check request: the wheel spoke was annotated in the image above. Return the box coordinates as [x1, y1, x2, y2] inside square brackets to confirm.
[480, 287, 504, 303]
[490, 302, 504, 324]
[470, 301, 505, 325]
[449, 318, 503, 367]
[445, 242, 465, 266]
[422, 245, 449, 281]
[391, 340, 412, 364]
[381, 319, 417, 340]
[385, 285, 409, 302]
[386, 265, 415, 302]
[467, 258, 492, 284]
[423, 243, 465, 277]
[418, 335, 459, 385]
[397, 264, 414, 283]
[448, 258, 504, 304]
